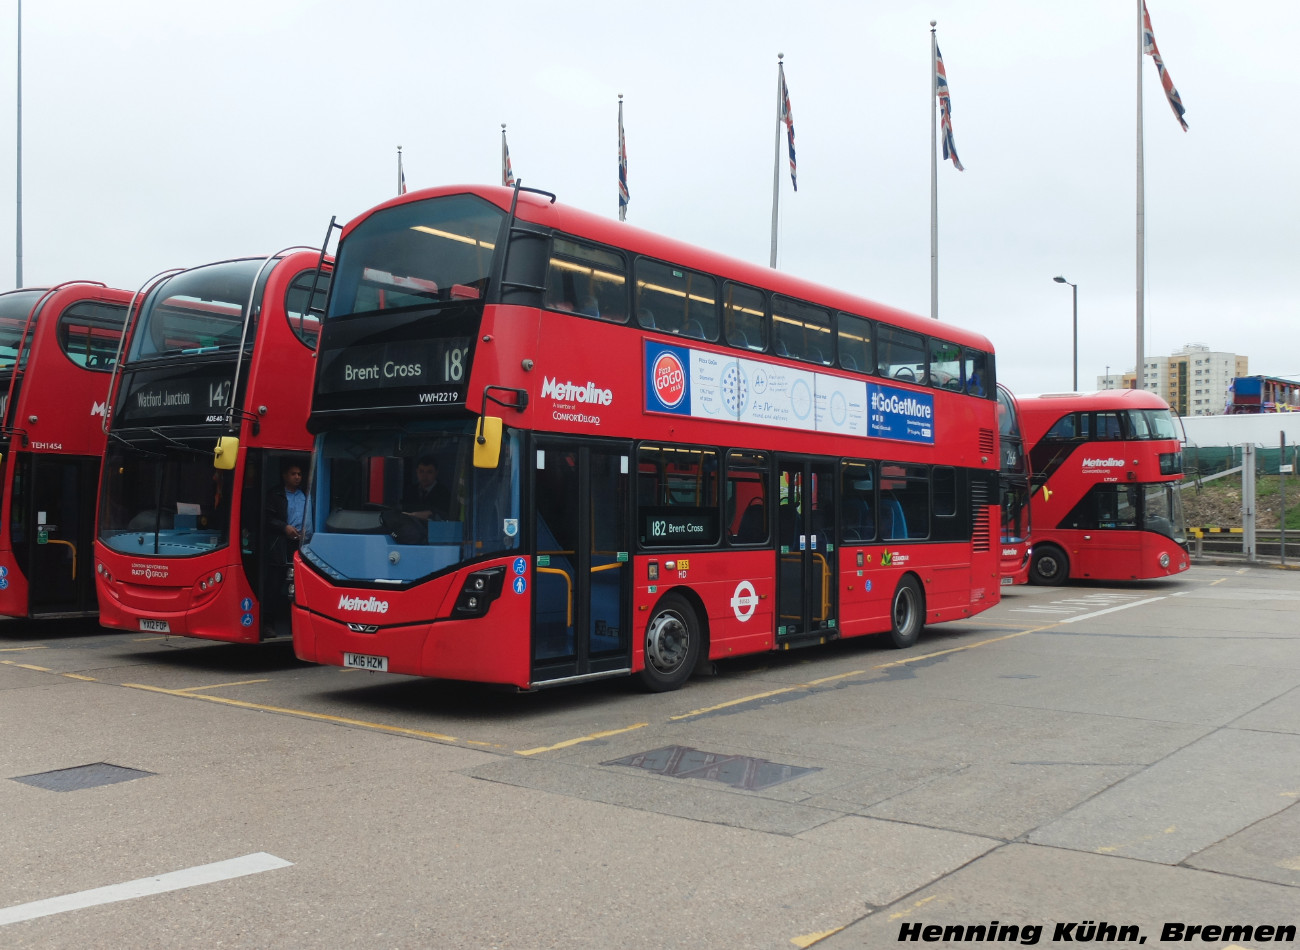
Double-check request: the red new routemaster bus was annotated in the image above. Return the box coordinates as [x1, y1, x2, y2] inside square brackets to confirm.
[0, 283, 130, 618]
[1019, 389, 1188, 584]
[291, 184, 1003, 691]
[94, 251, 329, 641]
[996, 385, 1031, 585]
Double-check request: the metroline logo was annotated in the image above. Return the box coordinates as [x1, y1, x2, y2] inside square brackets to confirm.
[1082, 457, 1125, 468]
[540, 376, 613, 405]
[651, 352, 686, 408]
[338, 594, 390, 614]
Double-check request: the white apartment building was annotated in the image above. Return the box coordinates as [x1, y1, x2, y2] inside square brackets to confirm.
[1096, 344, 1248, 416]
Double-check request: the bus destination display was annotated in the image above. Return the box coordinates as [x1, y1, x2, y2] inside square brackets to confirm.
[318, 337, 472, 402]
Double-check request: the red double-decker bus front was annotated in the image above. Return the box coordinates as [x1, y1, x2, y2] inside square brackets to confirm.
[0, 283, 130, 618]
[1019, 389, 1188, 584]
[94, 252, 327, 641]
[293, 185, 1003, 691]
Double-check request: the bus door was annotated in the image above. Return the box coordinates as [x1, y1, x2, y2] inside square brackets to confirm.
[531, 438, 632, 684]
[240, 449, 312, 639]
[776, 457, 838, 641]
[26, 455, 100, 617]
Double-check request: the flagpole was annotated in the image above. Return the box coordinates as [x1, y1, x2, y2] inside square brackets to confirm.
[396, 145, 404, 196]
[501, 124, 507, 186]
[1135, 0, 1145, 390]
[617, 95, 626, 222]
[769, 54, 784, 269]
[15, 0, 23, 287]
[930, 21, 938, 320]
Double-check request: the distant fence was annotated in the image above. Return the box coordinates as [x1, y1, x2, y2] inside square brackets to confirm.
[1183, 445, 1297, 481]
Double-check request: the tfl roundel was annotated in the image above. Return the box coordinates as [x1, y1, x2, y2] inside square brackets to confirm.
[652, 352, 687, 409]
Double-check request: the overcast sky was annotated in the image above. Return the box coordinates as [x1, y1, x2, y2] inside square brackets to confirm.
[1, 0, 1296, 396]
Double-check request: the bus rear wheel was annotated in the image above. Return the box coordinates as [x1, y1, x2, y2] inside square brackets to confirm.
[888, 576, 924, 649]
[639, 593, 700, 692]
[1029, 545, 1069, 585]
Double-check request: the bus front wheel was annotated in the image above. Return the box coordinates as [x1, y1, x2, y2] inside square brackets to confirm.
[639, 593, 700, 692]
[888, 576, 924, 649]
[1029, 545, 1069, 585]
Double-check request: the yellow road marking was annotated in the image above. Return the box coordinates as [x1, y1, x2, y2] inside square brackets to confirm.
[133, 636, 168, 642]
[0, 645, 47, 652]
[3, 661, 52, 671]
[888, 895, 940, 920]
[1210, 578, 1227, 586]
[61, 673, 97, 681]
[122, 683, 467, 744]
[791, 926, 847, 947]
[174, 679, 269, 693]
[515, 722, 649, 756]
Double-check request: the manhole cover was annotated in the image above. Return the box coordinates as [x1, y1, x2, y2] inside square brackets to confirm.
[604, 745, 818, 790]
[12, 763, 155, 792]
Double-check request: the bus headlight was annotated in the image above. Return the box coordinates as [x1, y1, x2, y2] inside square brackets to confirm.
[1159, 553, 1170, 568]
[452, 567, 506, 618]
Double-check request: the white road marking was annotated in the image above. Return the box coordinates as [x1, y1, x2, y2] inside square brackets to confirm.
[0, 852, 292, 926]
[1058, 596, 1167, 624]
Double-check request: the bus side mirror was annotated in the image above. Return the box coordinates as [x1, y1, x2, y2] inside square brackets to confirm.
[214, 436, 240, 471]
[473, 416, 503, 469]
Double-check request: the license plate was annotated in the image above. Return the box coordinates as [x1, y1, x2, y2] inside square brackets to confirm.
[1000, 577, 1013, 586]
[344, 652, 388, 672]
[139, 618, 171, 633]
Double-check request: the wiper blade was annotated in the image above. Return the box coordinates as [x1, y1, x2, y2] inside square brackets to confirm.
[108, 430, 164, 458]
[148, 428, 213, 457]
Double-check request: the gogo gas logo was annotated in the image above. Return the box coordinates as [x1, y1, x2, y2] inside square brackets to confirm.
[652, 352, 687, 408]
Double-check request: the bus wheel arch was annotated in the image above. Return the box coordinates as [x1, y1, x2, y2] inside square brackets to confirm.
[1029, 544, 1070, 586]
[888, 573, 925, 649]
[638, 589, 706, 692]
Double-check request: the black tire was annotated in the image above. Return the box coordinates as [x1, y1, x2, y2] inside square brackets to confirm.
[888, 576, 924, 649]
[638, 593, 701, 692]
[1028, 545, 1069, 586]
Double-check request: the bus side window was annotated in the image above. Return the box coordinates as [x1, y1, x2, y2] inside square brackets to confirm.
[723, 282, 767, 352]
[636, 258, 718, 341]
[839, 460, 875, 543]
[726, 449, 769, 544]
[545, 236, 628, 323]
[929, 339, 964, 392]
[772, 295, 832, 366]
[880, 462, 929, 540]
[837, 313, 872, 374]
[876, 326, 928, 385]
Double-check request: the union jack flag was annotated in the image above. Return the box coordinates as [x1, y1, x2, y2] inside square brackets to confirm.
[936, 44, 964, 171]
[502, 129, 515, 187]
[618, 99, 629, 220]
[779, 66, 797, 191]
[1142, 1, 1188, 131]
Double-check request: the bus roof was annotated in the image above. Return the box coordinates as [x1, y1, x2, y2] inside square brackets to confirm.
[342, 184, 996, 355]
[1014, 389, 1173, 413]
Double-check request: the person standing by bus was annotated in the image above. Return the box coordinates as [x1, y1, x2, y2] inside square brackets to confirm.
[264, 461, 307, 631]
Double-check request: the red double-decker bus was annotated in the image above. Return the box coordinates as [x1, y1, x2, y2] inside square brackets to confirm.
[0, 283, 130, 618]
[94, 251, 329, 641]
[996, 385, 1031, 586]
[1018, 389, 1188, 584]
[291, 184, 1003, 691]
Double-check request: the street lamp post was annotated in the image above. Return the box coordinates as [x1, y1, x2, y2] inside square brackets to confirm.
[1054, 276, 1077, 391]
